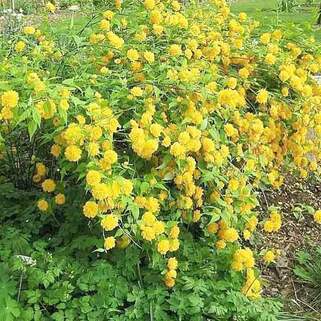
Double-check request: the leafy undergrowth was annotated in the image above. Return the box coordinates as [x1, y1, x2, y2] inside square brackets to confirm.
[0, 183, 283, 321]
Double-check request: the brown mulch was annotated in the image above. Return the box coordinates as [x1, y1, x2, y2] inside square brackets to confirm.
[257, 175, 321, 315]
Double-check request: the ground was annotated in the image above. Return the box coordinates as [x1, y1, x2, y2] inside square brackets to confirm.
[257, 175, 321, 318]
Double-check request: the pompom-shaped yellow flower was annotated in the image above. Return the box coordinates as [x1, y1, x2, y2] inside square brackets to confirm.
[101, 214, 118, 231]
[65, 145, 82, 162]
[103, 10, 114, 20]
[127, 49, 140, 61]
[168, 44, 182, 57]
[15, 41, 26, 52]
[36, 163, 46, 176]
[37, 199, 49, 212]
[104, 236, 116, 250]
[46, 2, 56, 13]
[83, 201, 99, 218]
[141, 226, 156, 241]
[149, 123, 162, 137]
[260, 32, 271, 45]
[144, 0, 155, 10]
[220, 227, 239, 242]
[1, 90, 19, 108]
[256, 89, 269, 105]
[23, 26, 36, 35]
[263, 250, 276, 264]
[167, 257, 178, 270]
[50, 144, 61, 158]
[157, 239, 170, 255]
[313, 210, 321, 224]
[169, 226, 180, 239]
[92, 183, 110, 200]
[207, 223, 218, 234]
[130, 87, 143, 97]
[55, 193, 65, 205]
[42, 179, 56, 193]
[86, 170, 102, 186]
[143, 51, 155, 64]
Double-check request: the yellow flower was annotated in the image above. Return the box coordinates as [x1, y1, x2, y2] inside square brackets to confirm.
[141, 226, 156, 241]
[150, 123, 162, 137]
[55, 193, 65, 205]
[192, 210, 201, 222]
[168, 44, 182, 57]
[1, 90, 19, 108]
[130, 87, 143, 97]
[50, 144, 61, 158]
[260, 32, 271, 45]
[100, 19, 110, 31]
[144, 0, 155, 10]
[65, 145, 82, 162]
[169, 226, 180, 239]
[37, 199, 49, 212]
[121, 179, 133, 195]
[313, 210, 321, 224]
[127, 49, 140, 61]
[220, 228, 239, 242]
[42, 179, 56, 193]
[157, 239, 170, 255]
[143, 51, 155, 64]
[86, 170, 102, 186]
[242, 269, 261, 299]
[166, 269, 177, 279]
[263, 250, 275, 264]
[36, 163, 46, 176]
[169, 239, 180, 252]
[207, 223, 218, 234]
[263, 220, 274, 233]
[23, 26, 36, 35]
[231, 248, 255, 271]
[170, 142, 185, 158]
[87, 142, 100, 156]
[228, 178, 239, 192]
[216, 240, 226, 249]
[265, 53, 276, 65]
[239, 67, 250, 79]
[46, 2, 56, 13]
[164, 277, 175, 288]
[239, 12, 247, 21]
[83, 201, 99, 218]
[256, 89, 269, 105]
[15, 40, 26, 52]
[101, 214, 118, 231]
[142, 212, 156, 226]
[226, 77, 237, 89]
[243, 229, 251, 240]
[107, 31, 124, 49]
[92, 183, 111, 200]
[104, 236, 116, 250]
[103, 10, 114, 20]
[167, 257, 178, 270]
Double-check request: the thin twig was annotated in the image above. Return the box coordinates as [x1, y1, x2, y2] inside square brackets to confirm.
[17, 272, 23, 302]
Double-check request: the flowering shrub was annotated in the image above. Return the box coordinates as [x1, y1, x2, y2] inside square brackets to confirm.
[1, 0, 321, 306]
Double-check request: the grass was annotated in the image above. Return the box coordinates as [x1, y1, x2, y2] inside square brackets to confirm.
[231, 0, 321, 41]
[40, 13, 92, 35]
